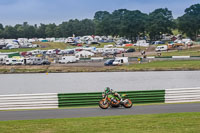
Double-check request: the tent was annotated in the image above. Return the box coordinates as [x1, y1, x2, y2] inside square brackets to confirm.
[75, 51, 94, 58]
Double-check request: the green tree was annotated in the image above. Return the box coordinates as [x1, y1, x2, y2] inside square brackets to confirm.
[0, 23, 4, 38]
[15, 24, 24, 38]
[45, 23, 56, 37]
[80, 19, 95, 36]
[177, 4, 200, 40]
[111, 9, 128, 37]
[4, 26, 17, 39]
[54, 26, 62, 38]
[94, 11, 112, 36]
[36, 24, 46, 38]
[0, 23, 4, 30]
[146, 8, 174, 40]
[120, 10, 148, 41]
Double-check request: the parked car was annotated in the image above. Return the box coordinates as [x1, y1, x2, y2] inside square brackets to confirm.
[126, 48, 135, 53]
[104, 59, 115, 66]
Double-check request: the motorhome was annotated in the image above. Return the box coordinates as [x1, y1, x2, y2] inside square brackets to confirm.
[5, 57, 24, 65]
[112, 57, 129, 66]
[75, 51, 94, 58]
[58, 49, 74, 55]
[30, 57, 50, 65]
[3, 43, 19, 49]
[134, 40, 149, 47]
[46, 49, 55, 55]
[155, 45, 168, 52]
[30, 49, 43, 55]
[58, 56, 79, 64]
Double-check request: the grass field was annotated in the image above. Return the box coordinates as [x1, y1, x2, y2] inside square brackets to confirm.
[0, 112, 199, 133]
[0, 48, 37, 53]
[157, 48, 200, 57]
[34, 42, 72, 50]
[160, 51, 200, 56]
[0, 42, 72, 53]
[120, 60, 200, 71]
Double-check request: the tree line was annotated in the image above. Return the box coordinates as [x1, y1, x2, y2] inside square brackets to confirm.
[0, 4, 199, 41]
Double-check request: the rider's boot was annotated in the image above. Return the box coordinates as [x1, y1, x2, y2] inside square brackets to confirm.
[120, 99, 123, 103]
[111, 98, 117, 103]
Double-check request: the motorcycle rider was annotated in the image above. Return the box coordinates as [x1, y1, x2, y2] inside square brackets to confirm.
[103, 87, 122, 103]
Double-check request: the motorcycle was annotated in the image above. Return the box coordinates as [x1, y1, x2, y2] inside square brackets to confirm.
[99, 93, 132, 109]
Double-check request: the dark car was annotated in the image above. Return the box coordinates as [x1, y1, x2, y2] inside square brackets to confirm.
[126, 48, 135, 53]
[104, 59, 115, 66]
[42, 60, 51, 65]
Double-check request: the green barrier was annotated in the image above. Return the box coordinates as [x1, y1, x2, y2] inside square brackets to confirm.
[190, 56, 200, 58]
[79, 58, 91, 60]
[155, 56, 172, 58]
[58, 90, 165, 107]
[8, 52, 20, 58]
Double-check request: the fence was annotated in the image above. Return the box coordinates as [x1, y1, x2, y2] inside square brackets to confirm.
[165, 87, 200, 103]
[1, 87, 200, 110]
[58, 90, 165, 107]
[0, 93, 58, 110]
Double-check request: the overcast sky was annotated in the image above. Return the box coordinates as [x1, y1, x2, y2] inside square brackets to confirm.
[0, 0, 199, 26]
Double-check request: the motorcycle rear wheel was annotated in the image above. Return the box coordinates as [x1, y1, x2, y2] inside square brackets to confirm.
[99, 100, 109, 109]
[122, 99, 132, 108]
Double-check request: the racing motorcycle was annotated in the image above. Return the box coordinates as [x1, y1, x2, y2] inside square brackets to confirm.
[99, 93, 132, 109]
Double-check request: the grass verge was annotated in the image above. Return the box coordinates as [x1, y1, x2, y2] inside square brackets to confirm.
[119, 60, 200, 71]
[0, 112, 199, 133]
[1, 60, 200, 73]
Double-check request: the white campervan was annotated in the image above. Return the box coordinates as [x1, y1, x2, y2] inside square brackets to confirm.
[112, 57, 129, 66]
[5, 57, 24, 65]
[155, 45, 168, 52]
[58, 56, 79, 64]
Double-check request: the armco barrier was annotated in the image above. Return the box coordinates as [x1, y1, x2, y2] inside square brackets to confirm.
[165, 87, 200, 103]
[58, 90, 165, 107]
[172, 56, 190, 59]
[3, 87, 200, 110]
[0, 93, 58, 110]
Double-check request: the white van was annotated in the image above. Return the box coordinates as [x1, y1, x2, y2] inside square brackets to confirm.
[112, 57, 129, 66]
[59, 56, 79, 64]
[155, 45, 168, 52]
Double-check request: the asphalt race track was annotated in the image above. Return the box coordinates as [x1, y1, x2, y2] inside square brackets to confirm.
[0, 103, 200, 121]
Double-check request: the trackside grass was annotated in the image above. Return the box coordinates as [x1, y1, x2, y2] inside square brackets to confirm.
[0, 112, 199, 133]
[158, 49, 200, 56]
[119, 60, 200, 71]
[0, 60, 200, 73]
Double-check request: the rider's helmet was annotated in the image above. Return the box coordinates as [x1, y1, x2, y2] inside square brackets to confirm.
[105, 87, 111, 93]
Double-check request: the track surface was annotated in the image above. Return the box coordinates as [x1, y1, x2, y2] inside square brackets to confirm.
[1, 71, 200, 95]
[0, 103, 200, 121]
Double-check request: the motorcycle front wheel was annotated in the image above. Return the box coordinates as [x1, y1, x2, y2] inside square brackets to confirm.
[99, 100, 109, 109]
[122, 99, 132, 108]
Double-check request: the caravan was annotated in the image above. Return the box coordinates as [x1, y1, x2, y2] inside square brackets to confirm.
[134, 40, 149, 47]
[155, 45, 168, 52]
[58, 56, 79, 64]
[5, 57, 24, 65]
